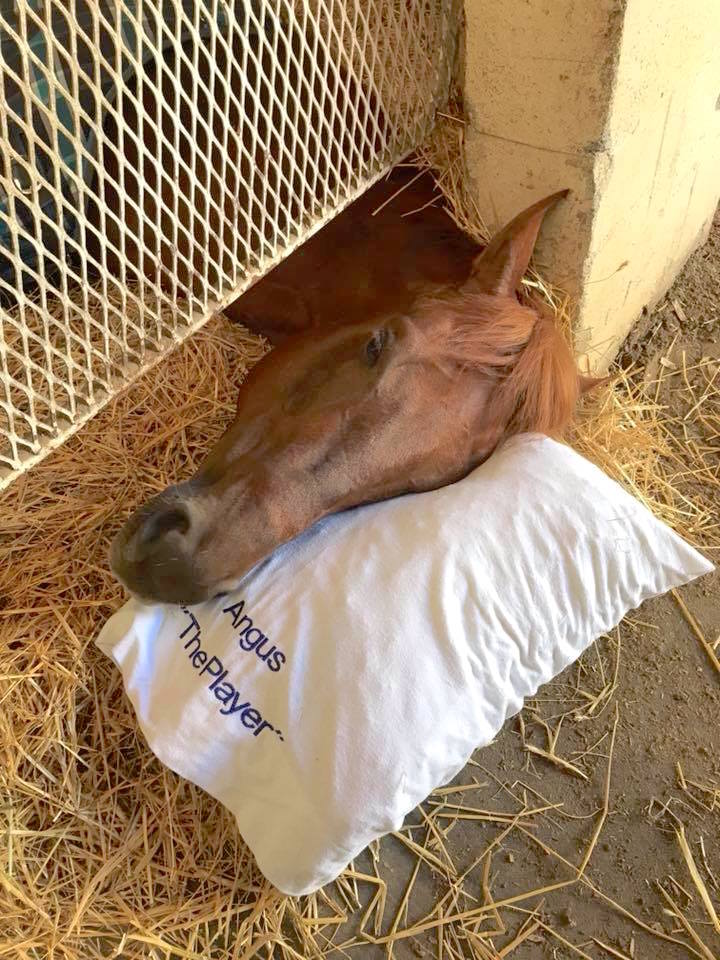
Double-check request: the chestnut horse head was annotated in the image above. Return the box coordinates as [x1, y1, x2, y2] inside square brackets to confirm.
[111, 190, 588, 604]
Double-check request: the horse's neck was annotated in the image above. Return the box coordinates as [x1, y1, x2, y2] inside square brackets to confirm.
[222, 169, 479, 345]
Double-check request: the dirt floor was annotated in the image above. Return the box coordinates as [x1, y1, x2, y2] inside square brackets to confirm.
[353, 214, 720, 960]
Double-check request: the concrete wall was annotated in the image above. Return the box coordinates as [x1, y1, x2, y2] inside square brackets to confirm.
[464, 0, 720, 370]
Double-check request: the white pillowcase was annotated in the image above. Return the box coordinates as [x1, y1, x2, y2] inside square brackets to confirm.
[96, 435, 712, 895]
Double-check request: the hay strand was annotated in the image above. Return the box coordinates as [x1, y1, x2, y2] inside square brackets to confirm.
[671, 589, 720, 676]
[676, 825, 720, 934]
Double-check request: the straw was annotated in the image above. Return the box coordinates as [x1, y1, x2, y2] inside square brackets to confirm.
[1, 104, 718, 959]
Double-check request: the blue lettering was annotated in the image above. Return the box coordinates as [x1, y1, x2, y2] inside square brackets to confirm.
[191, 649, 207, 669]
[176, 611, 284, 739]
[222, 599, 245, 627]
[268, 650, 286, 673]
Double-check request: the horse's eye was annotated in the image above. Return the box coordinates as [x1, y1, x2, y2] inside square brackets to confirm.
[365, 329, 389, 367]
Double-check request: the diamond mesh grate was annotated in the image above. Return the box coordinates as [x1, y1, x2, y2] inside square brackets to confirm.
[0, 0, 458, 486]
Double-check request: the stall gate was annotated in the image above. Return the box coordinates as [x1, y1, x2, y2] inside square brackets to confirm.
[0, 0, 459, 487]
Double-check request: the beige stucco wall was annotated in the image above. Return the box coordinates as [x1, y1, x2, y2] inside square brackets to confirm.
[464, 0, 720, 370]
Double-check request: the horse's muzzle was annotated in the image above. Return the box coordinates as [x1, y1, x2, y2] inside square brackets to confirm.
[110, 488, 210, 605]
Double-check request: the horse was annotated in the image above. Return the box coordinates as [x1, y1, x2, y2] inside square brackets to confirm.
[111, 180, 596, 605]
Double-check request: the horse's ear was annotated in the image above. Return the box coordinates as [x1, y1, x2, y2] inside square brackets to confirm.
[470, 189, 570, 297]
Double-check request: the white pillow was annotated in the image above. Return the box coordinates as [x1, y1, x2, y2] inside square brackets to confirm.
[96, 435, 712, 895]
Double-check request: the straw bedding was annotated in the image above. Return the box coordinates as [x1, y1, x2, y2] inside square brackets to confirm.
[1, 109, 718, 959]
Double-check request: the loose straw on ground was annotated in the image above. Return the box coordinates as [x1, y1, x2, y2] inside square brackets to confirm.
[671, 589, 720, 676]
[1, 105, 718, 960]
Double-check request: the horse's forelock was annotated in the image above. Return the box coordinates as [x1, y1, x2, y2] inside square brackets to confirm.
[418, 292, 578, 438]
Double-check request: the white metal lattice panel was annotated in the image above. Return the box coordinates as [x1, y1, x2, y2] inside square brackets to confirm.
[0, 0, 458, 488]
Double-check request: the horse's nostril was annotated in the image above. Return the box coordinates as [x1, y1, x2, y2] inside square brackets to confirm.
[138, 504, 191, 548]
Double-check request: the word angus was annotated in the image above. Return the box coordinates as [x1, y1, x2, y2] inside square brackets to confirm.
[222, 599, 286, 672]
